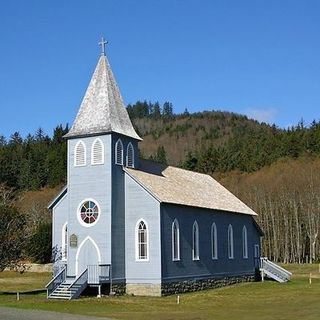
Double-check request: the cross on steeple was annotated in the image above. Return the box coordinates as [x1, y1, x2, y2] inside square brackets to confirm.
[98, 37, 108, 56]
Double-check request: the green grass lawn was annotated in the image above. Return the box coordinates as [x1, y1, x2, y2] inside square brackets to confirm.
[0, 271, 51, 292]
[0, 264, 320, 320]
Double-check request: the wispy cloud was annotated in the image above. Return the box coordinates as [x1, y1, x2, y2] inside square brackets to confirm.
[244, 108, 278, 124]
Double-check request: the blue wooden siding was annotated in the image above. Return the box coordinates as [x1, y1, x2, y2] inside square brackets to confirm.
[52, 193, 68, 263]
[66, 135, 113, 276]
[125, 174, 162, 284]
[53, 133, 140, 279]
[111, 134, 138, 282]
[161, 204, 261, 281]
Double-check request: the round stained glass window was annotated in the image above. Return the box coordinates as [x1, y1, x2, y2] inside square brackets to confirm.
[80, 200, 99, 224]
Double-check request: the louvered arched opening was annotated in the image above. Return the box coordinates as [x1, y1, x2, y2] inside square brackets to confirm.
[115, 139, 123, 165]
[126, 142, 134, 168]
[91, 138, 104, 165]
[74, 140, 86, 166]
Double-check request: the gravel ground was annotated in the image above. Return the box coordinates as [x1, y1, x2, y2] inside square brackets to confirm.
[0, 307, 113, 320]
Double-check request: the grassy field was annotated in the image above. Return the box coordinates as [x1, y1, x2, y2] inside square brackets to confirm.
[0, 264, 320, 320]
[0, 271, 51, 292]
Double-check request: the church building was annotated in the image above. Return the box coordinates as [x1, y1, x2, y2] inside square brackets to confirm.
[46, 41, 263, 299]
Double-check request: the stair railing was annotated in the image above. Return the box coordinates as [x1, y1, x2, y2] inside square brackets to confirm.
[260, 257, 292, 281]
[45, 267, 66, 298]
[67, 268, 88, 299]
[87, 264, 111, 284]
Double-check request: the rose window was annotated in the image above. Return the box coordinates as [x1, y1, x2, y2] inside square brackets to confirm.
[80, 200, 99, 224]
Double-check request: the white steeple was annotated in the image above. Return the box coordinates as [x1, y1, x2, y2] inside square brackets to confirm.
[64, 50, 141, 140]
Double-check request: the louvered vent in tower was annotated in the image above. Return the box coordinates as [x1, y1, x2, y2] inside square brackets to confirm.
[126, 142, 134, 168]
[92, 138, 104, 165]
[74, 141, 86, 166]
[115, 139, 123, 165]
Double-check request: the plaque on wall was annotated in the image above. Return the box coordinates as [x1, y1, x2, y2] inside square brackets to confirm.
[70, 234, 78, 247]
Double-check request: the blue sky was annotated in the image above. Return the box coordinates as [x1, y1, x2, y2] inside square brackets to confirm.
[0, 0, 319, 138]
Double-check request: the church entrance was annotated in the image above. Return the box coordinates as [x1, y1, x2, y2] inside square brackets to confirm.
[75, 236, 101, 276]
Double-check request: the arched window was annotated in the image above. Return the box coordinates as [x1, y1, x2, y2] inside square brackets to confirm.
[61, 222, 68, 260]
[242, 226, 248, 258]
[74, 140, 86, 166]
[115, 139, 123, 165]
[172, 219, 180, 261]
[126, 142, 134, 168]
[136, 220, 148, 260]
[91, 138, 104, 165]
[211, 222, 218, 259]
[192, 221, 199, 260]
[228, 224, 234, 259]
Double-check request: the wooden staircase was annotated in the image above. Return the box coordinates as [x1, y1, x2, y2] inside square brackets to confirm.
[46, 264, 111, 300]
[46, 269, 88, 300]
[48, 277, 83, 299]
[260, 257, 292, 283]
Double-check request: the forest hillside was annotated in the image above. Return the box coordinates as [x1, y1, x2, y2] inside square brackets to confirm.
[219, 158, 320, 264]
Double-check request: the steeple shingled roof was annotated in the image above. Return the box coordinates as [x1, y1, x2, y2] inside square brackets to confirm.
[64, 55, 142, 140]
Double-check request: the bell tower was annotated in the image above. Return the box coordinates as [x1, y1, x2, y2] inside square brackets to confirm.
[63, 39, 141, 277]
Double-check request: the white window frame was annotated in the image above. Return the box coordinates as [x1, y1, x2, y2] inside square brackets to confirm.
[77, 198, 101, 228]
[211, 222, 218, 259]
[91, 138, 104, 165]
[74, 140, 86, 167]
[135, 219, 149, 261]
[254, 244, 260, 258]
[228, 224, 234, 259]
[126, 142, 135, 168]
[242, 225, 248, 259]
[61, 222, 68, 261]
[192, 221, 200, 261]
[115, 139, 124, 165]
[172, 219, 180, 261]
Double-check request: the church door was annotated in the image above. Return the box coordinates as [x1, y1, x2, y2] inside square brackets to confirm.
[76, 237, 100, 276]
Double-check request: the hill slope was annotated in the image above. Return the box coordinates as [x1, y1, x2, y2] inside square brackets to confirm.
[131, 108, 320, 174]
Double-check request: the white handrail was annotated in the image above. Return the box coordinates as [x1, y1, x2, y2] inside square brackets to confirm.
[45, 267, 66, 288]
[261, 258, 292, 276]
[264, 260, 292, 277]
[260, 257, 292, 281]
[67, 268, 88, 290]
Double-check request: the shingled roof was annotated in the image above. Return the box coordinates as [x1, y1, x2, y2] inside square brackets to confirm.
[64, 54, 141, 140]
[124, 160, 257, 216]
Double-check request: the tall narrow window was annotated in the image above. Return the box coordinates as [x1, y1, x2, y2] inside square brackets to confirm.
[172, 219, 180, 261]
[192, 221, 199, 260]
[228, 224, 234, 259]
[242, 226, 248, 258]
[136, 220, 148, 260]
[126, 142, 134, 168]
[211, 222, 218, 259]
[115, 139, 123, 165]
[74, 140, 86, 166]
[62, 222, 68, 260]
[91, 138, 104, 165]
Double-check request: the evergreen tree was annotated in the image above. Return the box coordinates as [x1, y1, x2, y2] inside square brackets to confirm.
[154, 146, 167, 165]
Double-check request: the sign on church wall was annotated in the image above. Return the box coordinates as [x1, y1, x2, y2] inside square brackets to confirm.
[70, 234, 78, 247]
